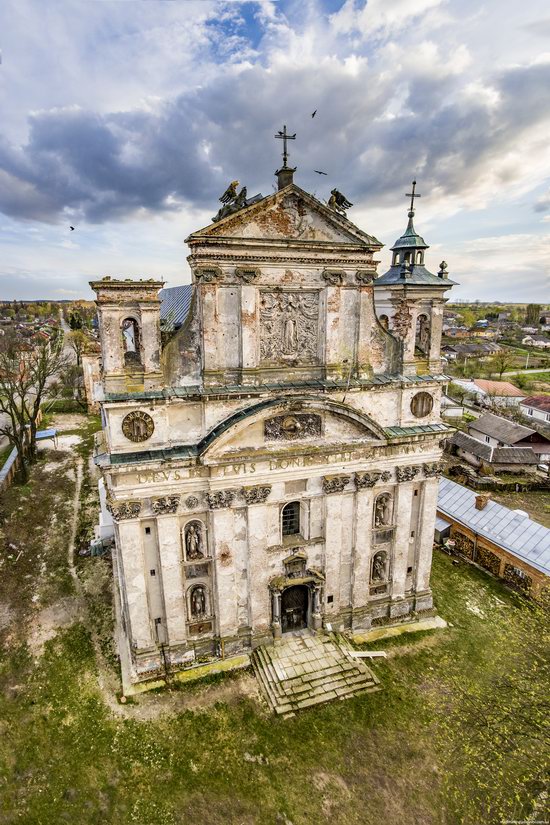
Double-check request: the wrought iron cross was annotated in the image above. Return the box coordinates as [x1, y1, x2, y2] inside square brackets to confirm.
[275, 124, 296, 168]
[406, 180, 421, 212]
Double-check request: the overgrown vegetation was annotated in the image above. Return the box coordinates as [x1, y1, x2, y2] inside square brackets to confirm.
[0, 415, 548, 825]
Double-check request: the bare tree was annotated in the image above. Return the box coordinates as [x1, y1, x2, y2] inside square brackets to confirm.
[66, 330, 90, 367]
[0, 333, 69, 480]
[489, 350, 516, 379]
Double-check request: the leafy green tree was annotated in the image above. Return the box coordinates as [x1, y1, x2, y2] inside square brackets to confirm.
[526, 304, 541, 325]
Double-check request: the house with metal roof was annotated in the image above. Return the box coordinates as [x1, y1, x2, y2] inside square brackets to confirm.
[436, 477, 550, 598]
[449, 430, 539, 472]
[468, 411, 550, 463]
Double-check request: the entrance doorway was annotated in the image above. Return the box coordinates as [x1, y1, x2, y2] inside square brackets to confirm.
[281, 585, 309, 633]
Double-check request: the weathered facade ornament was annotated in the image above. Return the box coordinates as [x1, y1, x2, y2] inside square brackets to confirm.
[151, 495, 180, 515]
[241, 485, 272, 505]
[410, 391, 434, 418]
[264, 413, 322, 441]
[235, 267, 260, 283]
[121, 410, 154, 443]
[195, 267, 223, 283]
[423, 462, 444, 478]
[374, 493, 392, 528]
[185, 495, 200, 509]
[107, 498, 142, 521]
[259, 291, 319, 364]
[355, 470, 392, 488]
[322, 269, 344, 286]
[190, 584, 207, 618]
[396, 465, 420, 483]
[206, 490, 235, 509]
[322, 474, 351, 494]
[355, 270, 374, 284]
[328, 189, 352, 215]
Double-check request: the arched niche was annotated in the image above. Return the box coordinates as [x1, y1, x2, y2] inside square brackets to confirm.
[373, 492, 393, 529]
[187, 583, 210, 620]
[371, 550, 388, 583]
[182, 519, 207, 561]
[415, 313, 430, 354]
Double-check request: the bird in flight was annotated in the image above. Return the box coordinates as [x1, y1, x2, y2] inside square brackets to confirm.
[314, 170, 327, 175]
[69, 226, 75, 231]
[311, 110, 317, 118]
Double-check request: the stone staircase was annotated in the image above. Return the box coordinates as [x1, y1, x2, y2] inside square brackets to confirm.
[251, 632, 381, 718]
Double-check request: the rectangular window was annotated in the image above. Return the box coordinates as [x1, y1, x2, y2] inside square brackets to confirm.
[150, 569, 156, 576]
[327, 595, 334, 604]
[528, 409, 533, 416]
[485, 435, 490, 443]
[145, 526, 151, 535]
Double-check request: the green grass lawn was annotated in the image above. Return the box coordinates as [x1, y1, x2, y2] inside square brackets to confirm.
[0, 416, 547, 825]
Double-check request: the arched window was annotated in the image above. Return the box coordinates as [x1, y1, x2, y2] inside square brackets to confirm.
[121, 317, 141, 366]
[416, 251, 423, 264]
[282, 501, 300, 537]
[379, 314, 389, 331]
[393, 252, 400, 266]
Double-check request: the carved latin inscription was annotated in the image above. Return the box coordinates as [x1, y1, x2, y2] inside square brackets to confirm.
[259, 291, 319, 364]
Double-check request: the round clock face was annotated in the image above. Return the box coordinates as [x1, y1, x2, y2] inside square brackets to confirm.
[122, 410, 154, 442]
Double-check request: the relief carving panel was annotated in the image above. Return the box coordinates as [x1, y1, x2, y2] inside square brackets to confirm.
[264, 414, 322, 441]
[259, 291, 319, 364]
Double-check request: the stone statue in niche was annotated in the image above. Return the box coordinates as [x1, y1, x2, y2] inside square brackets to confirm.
[190, 586, 207, 618]
[416, 314, 430, 354]
[372, 552, 387, 582]
[374, 494, 392, 528]
[184, 522, 204, 560]
[259, 290, 319, 364]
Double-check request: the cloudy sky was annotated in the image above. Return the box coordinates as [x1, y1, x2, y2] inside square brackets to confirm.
[0, 0, 549, 302]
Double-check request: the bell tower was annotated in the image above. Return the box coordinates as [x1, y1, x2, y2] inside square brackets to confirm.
[373, 182, 456, 375]
[90, 277, 164, 393]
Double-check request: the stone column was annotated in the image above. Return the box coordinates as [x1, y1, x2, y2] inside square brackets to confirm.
[156, 515, 187, 645]
[356, 283, 378, 377]
[351, 488, 374, 610]
[240, 285, 257, 379]
[428, 302, 444, 373]
[415, 477, 439, 609]
[391, 483, 414, 601]
[271, 590, 282, 638]
[140, 305, 162, 378]
[116, 519, 155, 650]
[312, 584, 322, 630]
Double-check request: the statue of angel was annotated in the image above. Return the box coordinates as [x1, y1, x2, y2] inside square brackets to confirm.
[328, 188, 353, 215]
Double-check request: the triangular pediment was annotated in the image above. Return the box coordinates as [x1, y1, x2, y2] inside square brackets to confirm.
[189, 185, 382, 248]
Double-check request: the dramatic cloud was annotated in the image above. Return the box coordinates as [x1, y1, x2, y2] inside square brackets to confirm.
[0, 0, 549, 299]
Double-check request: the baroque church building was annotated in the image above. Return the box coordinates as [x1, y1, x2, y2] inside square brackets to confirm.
[91, 160, 455, 688]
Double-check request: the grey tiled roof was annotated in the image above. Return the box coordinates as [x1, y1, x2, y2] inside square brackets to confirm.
[159, 284, 193, 330]
[470, 412, 535, 445]
[451, 430, 492, 461]
[438, 477, 550, 576]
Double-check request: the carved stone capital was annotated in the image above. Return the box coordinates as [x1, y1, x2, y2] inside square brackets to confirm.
[195, 266, 223, 283]
[241, 485, 272, 505]
[423, 462, 444, 478]
[396, 465, 420, 483]
[106, 498, 142, 521]
[322, 269, 345, 286]
[355, 269, 374, 284]
[235, 267, 260, 283]
[151, 495, 180, 515]
[355, 471, 381, 489]
[206, 490, 235, 509]
[322, 474, 351, 494]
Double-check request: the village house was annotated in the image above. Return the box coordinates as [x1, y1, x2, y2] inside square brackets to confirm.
[436, 478, 550, 599]
[448, 431, 539, 473]
[520, 396, 550, 427]
[90, 160, 455, 692]
[521, 335, 550, 349]
[452, 378, 526, 407]
[441, 342, 502, 361]
[468, 411, 550, 463]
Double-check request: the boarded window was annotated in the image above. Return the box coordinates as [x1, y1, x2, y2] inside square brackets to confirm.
[410, 391, 434, 418]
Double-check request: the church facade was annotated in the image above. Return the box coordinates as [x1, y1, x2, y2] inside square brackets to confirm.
[91, 166, 455, 687]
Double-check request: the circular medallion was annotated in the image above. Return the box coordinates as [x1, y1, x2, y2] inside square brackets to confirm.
[122, 410, 154, 442]
[410, 391, 434, 418]
[282, 415, 302, 435]
[185, 495, 200, 509]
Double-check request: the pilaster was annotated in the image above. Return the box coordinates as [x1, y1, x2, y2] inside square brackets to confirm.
[116, 520, 155, 650]
[391, 483, 414, 599]
[156, 515, 187, 645]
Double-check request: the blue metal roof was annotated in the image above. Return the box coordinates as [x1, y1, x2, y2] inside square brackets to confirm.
[437, 477, 550, 576]
[159, 284, 193, 330]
